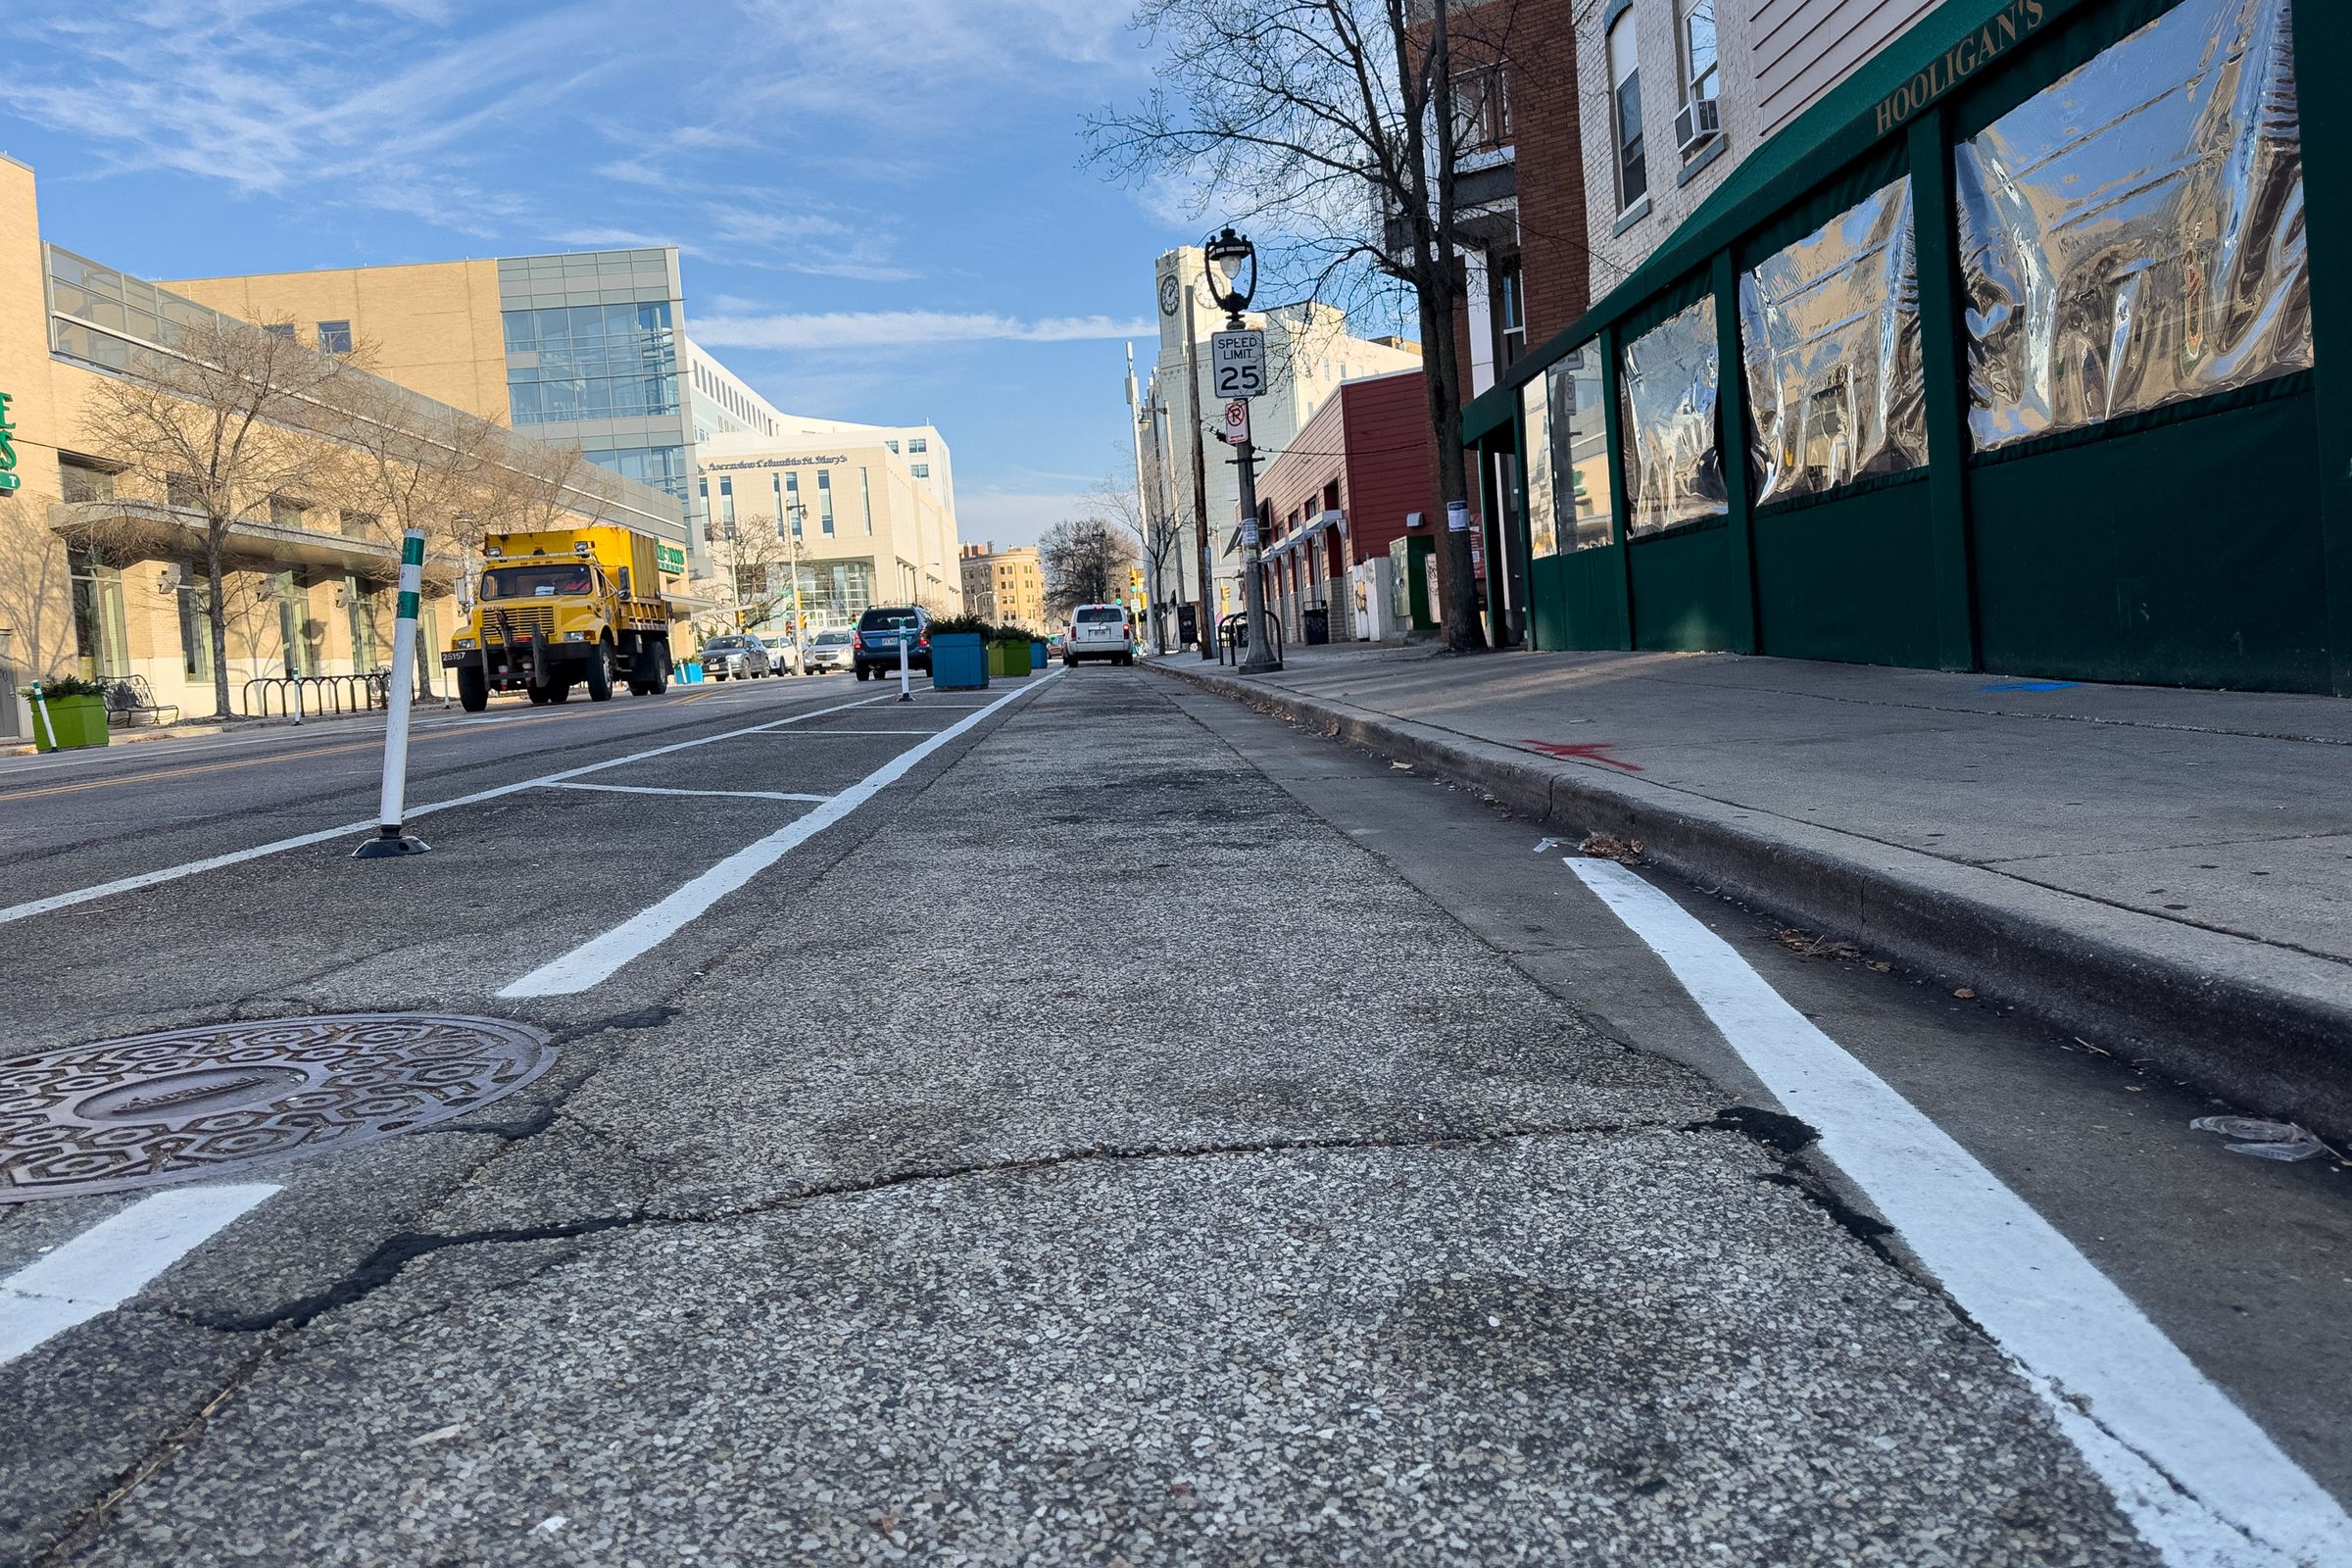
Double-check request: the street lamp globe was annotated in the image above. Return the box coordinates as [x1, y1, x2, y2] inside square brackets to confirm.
[1202, 227, 1256, 316]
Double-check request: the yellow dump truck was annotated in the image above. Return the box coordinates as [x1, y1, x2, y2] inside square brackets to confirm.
[442, 526, 676, 711]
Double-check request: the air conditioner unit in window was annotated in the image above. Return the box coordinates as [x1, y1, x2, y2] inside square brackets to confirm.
[1675, 97, 1722, 155]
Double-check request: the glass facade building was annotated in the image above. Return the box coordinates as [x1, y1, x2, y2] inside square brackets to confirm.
[496, 250, 700, 541]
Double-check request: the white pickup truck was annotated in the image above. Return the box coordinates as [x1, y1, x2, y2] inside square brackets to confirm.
[1062, 604, 1135, 667]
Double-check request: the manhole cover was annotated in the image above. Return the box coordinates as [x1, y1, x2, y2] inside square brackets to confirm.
[0, 1014, 555, 1201]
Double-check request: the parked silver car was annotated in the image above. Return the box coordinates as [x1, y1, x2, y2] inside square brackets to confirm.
[802, 628, 854, 673]
[697, 635, 773, 681]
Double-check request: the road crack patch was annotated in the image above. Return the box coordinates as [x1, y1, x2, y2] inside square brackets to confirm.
[189, 1119, 1700, 1335]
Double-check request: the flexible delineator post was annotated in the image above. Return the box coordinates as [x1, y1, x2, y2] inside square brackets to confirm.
[355, 528, 431, 858]
[898, 631, 912, 703]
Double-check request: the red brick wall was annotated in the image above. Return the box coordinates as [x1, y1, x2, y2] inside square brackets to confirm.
[1420, 0, 1592, 354]
[1254, 371, 1442, 569]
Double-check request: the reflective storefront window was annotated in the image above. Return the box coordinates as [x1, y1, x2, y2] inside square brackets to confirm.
[1521, 374, 1555, 558]
[1956, 0, 2308, 451]
[1553, 343, 1615, 550]
[1740, 178, 1928, 502]
[1620, 299, 1727, 535]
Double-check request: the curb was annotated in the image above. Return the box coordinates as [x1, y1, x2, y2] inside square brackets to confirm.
[1152, 660, 2352, 1141]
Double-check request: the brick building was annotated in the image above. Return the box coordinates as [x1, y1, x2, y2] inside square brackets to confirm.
[1252, 370, 1446, 643]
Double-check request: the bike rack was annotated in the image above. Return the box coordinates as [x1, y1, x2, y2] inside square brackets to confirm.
[1215, 612, 1284, 667]
[239, 672, 390, 719]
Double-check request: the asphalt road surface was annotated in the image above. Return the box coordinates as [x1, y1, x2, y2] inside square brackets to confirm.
[1, 667, 2345, 1566]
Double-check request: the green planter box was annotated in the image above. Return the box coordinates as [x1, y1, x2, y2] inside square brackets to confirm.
[32, 693, 110, 753]
[990, 639, 1030, 677]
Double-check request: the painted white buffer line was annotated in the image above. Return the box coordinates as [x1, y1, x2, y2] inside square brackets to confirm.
[0, 694, 893, 928]
[1567, 858, 2352, 1568]
[0, 1185, 279, 1366]
[501, 672, 1059, 998]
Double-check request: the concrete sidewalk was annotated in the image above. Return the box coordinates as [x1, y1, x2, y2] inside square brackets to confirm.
[1151, 646, 2352, 1136]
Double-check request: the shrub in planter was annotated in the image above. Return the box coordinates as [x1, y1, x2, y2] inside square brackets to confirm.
[989, 631, 1030, 677]
[29, 676, 111, 753]
[927, 614, 991, 690]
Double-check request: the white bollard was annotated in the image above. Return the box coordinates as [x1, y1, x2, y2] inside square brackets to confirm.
[28, 681, 57, 752]
[291, 679, 304, 726]
[897, 630, 912, 703]
[354, 527, 430, 858]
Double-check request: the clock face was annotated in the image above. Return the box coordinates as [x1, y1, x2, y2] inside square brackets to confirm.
[1158, 274, 1182, 316]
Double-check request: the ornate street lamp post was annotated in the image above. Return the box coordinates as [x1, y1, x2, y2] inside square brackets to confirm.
[1203, 227, 1279, 673]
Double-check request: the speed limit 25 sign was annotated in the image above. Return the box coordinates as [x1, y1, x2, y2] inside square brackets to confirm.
[1210, 329, 1267, 399]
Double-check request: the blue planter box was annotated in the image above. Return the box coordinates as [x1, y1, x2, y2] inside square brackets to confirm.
[931, 632, 989, 690]
[1030, 641, 1047, 668]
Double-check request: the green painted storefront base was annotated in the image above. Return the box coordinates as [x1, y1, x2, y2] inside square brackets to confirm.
[1481, 0, 2351, 697]
[1973, 389, 2329, 692]
[1756, 475, 1940, 669]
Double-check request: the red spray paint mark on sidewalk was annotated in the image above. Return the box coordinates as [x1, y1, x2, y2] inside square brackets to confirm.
[1521, 740, 1644, 772]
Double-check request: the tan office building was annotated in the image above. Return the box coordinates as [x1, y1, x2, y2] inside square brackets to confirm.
[958, 543, 1045, 630]
[0, 157, 678, 739]
[695, 426, 962, 637]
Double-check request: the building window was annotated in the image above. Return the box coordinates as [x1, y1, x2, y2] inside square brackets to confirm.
[347, 575, 379, 670]
[1608, 14, 1646, 211]
[1677, 0, 1719, 156]
[907, 437, 927, 454]
[262, 322, 295, 341]
[339, 509, 377, 540]
[859, 467, 873, 534]
[270, 495, 307, 529]
[59, 459, 115, 504]
[910, 463, 930, 479]
[69, 548, 128, 679]
[502, 301, 680, 427]
[818, 469, 835, 534]
[318, 319, 353, 355]
[177, 581, 214, 681]
[885, 439, 900, 454]
[718, 474, 735, 525]
[1493, 258, 1526, 368]
[167, 471, 203, 511]
[1451, 65, 1510, 151]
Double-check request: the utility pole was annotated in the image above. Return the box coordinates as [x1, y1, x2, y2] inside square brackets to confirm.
[1203, 229, 1280, 675]
[1183, 284, 1215, 661]
[782, 497, 809, 671]
[1125, 344, 1168, 655]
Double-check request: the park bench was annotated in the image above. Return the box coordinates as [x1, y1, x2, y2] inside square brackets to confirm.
[103, 674, 180, 727]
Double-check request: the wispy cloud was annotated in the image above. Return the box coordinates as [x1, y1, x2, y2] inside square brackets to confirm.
[693, 311, 1155, 351]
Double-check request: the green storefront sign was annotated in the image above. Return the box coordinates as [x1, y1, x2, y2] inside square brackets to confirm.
[656, 541, 686, 574]
[0, 391, 19, 495]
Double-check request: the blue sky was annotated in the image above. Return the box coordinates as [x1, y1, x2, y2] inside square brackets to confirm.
[0, 0, 1203, 548]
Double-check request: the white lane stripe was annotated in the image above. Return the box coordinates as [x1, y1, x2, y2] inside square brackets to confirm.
[1567, 858, 2352, 1568]
[0, 695, 895, 927]
[733, 728, 939, 736]
[544, 782, 832, 804]
[0, 1185, 278, 1365]
[501, 671, 1061, 998]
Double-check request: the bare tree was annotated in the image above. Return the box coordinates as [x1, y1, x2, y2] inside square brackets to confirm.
[705, 508, 807, 633]
[1089, 469, 1184, 652]
[76, 314, 358, 715]
[1090, 0, 1512, 652]
[1041, 515, 1139, 621]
